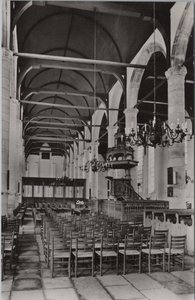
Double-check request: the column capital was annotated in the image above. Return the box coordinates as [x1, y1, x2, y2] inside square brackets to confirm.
[124, 107, 139, 115]
[165, 65, 187, 80]
[10, 98, 18, 104]
[90, 140, 99, 147]
[2, 47, 13, 58]
[106, 125, 118, 131]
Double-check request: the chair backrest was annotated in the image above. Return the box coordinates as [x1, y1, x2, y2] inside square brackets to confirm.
[51, 235, 72, 253]
[154, 229, 169, 245]
[1, 235, 5, 255]
[150, 234, 166, 249]
[101, 235, 118, 251]
[154, 229, 169, 237]
[170, 235, 186, 250]
[5, 218, 19, 233]
[141, 226, 152, 235]
[75, 236, 94, 252]
[125, 234, 142, 251]
[2, 232, 15, 252]
[2, 216, 7, 232]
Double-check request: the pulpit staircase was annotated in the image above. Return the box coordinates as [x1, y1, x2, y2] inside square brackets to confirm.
[111, 179, 144, 202]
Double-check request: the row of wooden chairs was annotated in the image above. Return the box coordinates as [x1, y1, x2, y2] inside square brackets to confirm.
[1, 218, 20, 280]
[41, 211, 186, 277]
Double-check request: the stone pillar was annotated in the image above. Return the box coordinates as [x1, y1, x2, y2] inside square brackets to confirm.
[107, 126, 118, 148]
[124, 107, 139, 189]
[124, 108, 139, 135]
[8, 98, 21, 214]
[90, 141, 99, 198]
[2, 48, 11, 215]
[142, 151, 149, 199]
[165, 66, 187, 207]
[107, 126, 118, 181]
[82, 149, 90, 198]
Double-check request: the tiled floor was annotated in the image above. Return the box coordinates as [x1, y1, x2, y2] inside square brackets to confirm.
[2, 208, 194, 300]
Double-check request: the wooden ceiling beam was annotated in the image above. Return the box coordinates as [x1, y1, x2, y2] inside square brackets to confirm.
[26, 120, 106, 128]
[19, 99, 120, 111]
[28, 136, 90, 142]
[22, 88, 107, 101]
[15, 52, 146, 69]
[25, 126, 82, 132]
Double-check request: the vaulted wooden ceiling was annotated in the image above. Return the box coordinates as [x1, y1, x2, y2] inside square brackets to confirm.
[11, 1, 193, 158]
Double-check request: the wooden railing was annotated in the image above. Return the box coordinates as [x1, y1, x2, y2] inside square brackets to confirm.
[96, 199, 169, 222]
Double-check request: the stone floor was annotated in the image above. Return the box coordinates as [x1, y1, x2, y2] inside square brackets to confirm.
[2, 208, 194, 300]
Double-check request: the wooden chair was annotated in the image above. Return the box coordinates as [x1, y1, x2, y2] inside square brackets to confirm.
[2, 232, 15, 271]
[1, 215, 7, 232]
[73, 236, 95, 277]
[142, 234, 166, 273]
[50, 235, 72, 278]
[140, 226, 152, 248]
[95, 235, 119, 276]
[1, 235, 5, 280]
[43, 224, 65, 267]
[119, 234, 142, 274]
[165, 235, 186, 272]
[6, 218, 20, 234]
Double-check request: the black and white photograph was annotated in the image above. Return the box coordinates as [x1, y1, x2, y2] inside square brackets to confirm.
[1, 1, 194, 300]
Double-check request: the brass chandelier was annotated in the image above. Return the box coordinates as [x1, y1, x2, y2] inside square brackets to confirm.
[80, 157, 108, 173]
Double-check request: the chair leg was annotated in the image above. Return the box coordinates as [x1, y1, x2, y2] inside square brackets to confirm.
[50, 256, 54, 278]
[75, 257, 77, 277]
[168, 254, 171, 272]
[139, 253, 141, 273]
[68, 257, 71, 278]
[162, 253, 165, 272]
[92, 255, 94, 277]
[100, 255, 102, 276]
[46, 245, 50, 267]
[182, 253, 185, 271]
[116, 254, 118, 275]
[123, 254, 126, 275]
[148, 254, 151, 273]
[1, 259, 4, 281]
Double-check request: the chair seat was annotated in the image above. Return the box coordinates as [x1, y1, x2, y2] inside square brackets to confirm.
[142, 249, 164, 255]
[74, 251, 93, 258]
[165, 248, 184, 254]
[118, 242, 125, 248]
[119, 249, 140, 256]
[96, 250, 117, 257]
[95, 243, 101, 249]
[4, 245, 15, 252]
[54, 251, 70, 258]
